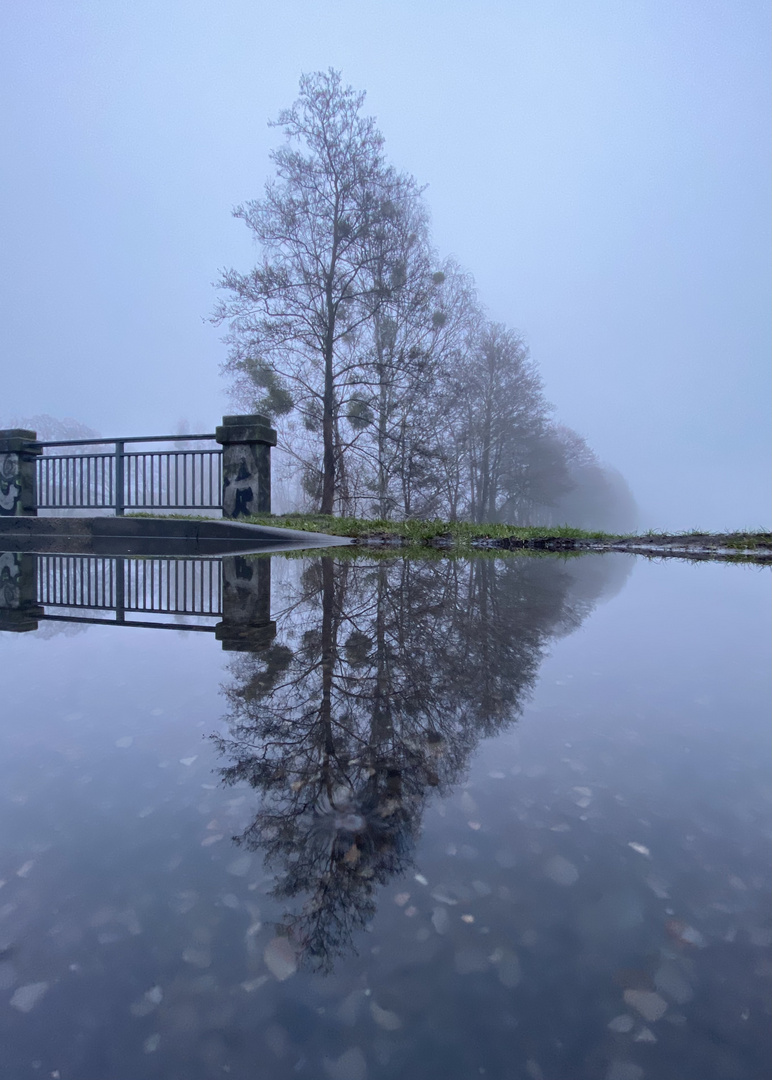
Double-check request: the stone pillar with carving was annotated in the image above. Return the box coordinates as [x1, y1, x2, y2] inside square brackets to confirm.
[0, 429, 42, 516]
[0, 552, 44, 632]
[215, 555, 276, 652]
[215, 414, 277, 519]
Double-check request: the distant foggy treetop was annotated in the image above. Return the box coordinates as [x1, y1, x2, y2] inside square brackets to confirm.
[3, 414, 101, 442]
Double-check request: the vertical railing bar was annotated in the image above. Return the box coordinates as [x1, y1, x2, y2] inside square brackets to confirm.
[114, 441, 125, 516]
[115, 558, 125, 622]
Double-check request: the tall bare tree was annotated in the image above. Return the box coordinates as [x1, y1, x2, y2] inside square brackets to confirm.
[213, 70, 411, 513]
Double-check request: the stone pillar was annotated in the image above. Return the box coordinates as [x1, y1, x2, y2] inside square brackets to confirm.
[0, 429, 42, 516]
[215, 414, 277, 519]
[215, 555, 276, 652]
[0, 552, 44, 632]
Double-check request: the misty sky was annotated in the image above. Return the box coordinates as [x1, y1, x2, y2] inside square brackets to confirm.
[1, 0, 769, 530]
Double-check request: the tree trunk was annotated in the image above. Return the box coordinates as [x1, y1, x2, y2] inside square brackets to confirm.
[377, 365, 389, 518]
[321, 303, 336, 515]
[478, 394, 492, 524]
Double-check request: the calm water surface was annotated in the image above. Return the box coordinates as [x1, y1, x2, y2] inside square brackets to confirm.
[0, 552, 769, 1080]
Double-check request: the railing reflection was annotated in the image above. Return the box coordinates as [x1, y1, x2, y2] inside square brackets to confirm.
[0, 551, 274, 650]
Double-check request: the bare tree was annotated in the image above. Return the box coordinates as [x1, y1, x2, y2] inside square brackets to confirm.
[213, 70, 411, 514]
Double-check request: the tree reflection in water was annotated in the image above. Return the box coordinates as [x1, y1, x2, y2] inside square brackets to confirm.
[212, 553, 629, 972]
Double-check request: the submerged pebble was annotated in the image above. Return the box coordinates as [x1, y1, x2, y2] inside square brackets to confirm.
[370, 1000, 401, 1030]
[606, 1063, 644, 1080]
[608, 1014, 635, 1033]
[623, 989, 668, 1023]
[543, 855, 579, 886]
[263, 936, 297, 981]
[10, 981, 49, 1013]
[323, 1046, 367, 1080]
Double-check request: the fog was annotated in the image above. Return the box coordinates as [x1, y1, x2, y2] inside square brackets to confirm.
[2, 1, 769, 531]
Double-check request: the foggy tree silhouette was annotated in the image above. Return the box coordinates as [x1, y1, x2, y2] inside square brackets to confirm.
[212, 552, 627, 971]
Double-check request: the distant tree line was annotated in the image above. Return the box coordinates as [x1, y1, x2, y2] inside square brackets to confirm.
[212, 70, 637, 529]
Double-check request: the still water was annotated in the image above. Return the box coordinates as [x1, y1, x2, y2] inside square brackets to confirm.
[0, 551, 769, 1080]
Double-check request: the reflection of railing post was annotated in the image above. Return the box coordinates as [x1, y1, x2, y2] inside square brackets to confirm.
[216, 555, 276, 651]
[114, 440, 125, 516]
[0, 429, 42, 517]
[215, 415, 277, 519]
[0, 552, 43, 632]
[115, 558, 125, 623]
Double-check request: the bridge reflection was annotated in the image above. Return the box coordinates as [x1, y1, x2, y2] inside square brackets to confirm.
[0, 551, 275, 651]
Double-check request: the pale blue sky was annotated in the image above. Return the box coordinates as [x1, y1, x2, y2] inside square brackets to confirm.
[1, 0, 769, 529]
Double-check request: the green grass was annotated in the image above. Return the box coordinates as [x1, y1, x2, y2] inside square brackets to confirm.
[243, 514, 770, 546]
[242, 513, 611, 544]
[126, 511, 771, 557]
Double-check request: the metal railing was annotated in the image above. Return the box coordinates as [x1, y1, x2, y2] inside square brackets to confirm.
[36, 554, 222, 622]
[35, 434, 221, 515]
[1, 550, 274, 648]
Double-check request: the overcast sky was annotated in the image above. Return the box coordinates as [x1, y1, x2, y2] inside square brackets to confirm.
[1, 0, 769, 530]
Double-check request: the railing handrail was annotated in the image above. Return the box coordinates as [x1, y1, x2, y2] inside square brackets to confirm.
[33, 433, 217, 449]
[41, 447, 220, 459]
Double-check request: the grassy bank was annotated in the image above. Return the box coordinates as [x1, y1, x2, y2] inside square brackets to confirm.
[241, 514, 771, 554]
[244, 514, 609, 546]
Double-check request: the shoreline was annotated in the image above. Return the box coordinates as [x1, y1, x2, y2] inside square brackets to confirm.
[350, 533, 772, 563]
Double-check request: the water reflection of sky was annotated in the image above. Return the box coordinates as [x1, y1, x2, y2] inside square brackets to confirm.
[0, 553, 769, 1080]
